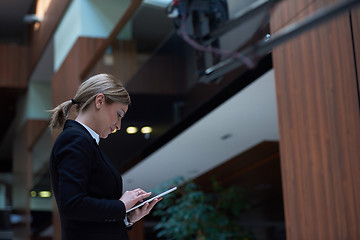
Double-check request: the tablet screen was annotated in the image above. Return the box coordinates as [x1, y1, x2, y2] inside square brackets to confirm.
[126, 187, 177, 213]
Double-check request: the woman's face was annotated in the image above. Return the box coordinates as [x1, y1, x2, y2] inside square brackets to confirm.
[98, 101, 128, 139]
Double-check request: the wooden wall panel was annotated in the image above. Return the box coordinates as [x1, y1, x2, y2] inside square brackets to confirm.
[271, 1, 360, 239]
[0, 44, 28, 88]
[270, 0, 349, 32]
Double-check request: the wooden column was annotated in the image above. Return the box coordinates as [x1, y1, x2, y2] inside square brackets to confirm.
[271, 0, 360, 239]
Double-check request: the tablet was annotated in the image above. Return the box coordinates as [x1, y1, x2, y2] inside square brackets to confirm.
[126, 186, 177, 213]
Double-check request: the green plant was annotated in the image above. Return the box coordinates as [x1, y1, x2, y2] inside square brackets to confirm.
[152, 176, 254, 240]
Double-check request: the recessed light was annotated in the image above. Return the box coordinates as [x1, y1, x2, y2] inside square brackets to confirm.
[38, 191, 52, 198]
[141, 126, 152, 134]
[30, 191, 37, 197]
[126, 126, 138, 134]
[221, 133, 232, 140]
[187, 169, 198, 175]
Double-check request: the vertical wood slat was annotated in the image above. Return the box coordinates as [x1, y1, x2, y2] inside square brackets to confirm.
[271, 1, 360, 239]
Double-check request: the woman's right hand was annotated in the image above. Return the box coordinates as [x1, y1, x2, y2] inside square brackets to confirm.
[119, 188, 151, 211]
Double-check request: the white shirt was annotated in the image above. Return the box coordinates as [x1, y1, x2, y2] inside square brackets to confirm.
[78, 121, 100, 145]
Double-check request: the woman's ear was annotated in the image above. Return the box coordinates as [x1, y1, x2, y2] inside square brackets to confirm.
[95, 94, 105, 109]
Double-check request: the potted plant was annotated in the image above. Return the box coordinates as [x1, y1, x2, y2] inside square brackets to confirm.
[152, 176, 254, 240]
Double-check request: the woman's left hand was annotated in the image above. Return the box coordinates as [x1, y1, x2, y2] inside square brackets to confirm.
[127, 197, 162, 223]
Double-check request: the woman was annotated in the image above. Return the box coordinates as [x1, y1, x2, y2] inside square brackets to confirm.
[49, 74, 160, 240]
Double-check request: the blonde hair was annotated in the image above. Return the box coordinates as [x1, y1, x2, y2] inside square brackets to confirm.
[48, 73, 131, 130]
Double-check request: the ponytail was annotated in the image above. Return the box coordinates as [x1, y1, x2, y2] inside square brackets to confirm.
[48, 100, 75, 130]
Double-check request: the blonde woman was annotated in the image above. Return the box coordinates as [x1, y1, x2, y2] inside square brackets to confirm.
[49, 74, 160, 240]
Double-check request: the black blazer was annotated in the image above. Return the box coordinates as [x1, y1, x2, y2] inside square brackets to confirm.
[50, 120, 129, 240]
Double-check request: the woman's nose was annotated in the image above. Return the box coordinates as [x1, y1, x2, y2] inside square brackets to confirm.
[115, 121, 121, 130]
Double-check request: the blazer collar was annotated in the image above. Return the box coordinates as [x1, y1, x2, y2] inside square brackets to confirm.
[64, 119, 94, 139]
[77, 122, 100, 144]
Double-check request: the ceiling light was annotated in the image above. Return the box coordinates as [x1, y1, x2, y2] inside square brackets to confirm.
[221, 133, 233, 140]
[141, 126, 152, 134]
[38, 191, 51, 198]
[30, 191, 37, 197]
[126, 126, 138, 134]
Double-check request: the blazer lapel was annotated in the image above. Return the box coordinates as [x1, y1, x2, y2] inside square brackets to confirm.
[93, 139, 121, 196]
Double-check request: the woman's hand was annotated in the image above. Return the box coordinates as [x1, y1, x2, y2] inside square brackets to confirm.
[120, 188, 151, 211]
[127, 197, 162, 223]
